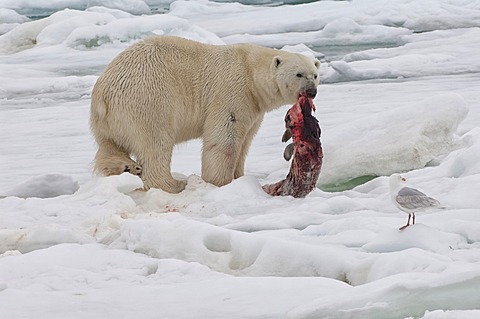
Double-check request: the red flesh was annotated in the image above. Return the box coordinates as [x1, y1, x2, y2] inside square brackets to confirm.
[263, 93, 323, 198]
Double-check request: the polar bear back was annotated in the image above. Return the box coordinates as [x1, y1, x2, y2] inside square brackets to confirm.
[91, 36, 284, 144]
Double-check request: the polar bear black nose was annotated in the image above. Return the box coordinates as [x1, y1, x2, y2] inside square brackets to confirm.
[306, 88, 317, 98]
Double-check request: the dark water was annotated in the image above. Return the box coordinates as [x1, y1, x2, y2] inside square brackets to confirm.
[319, 175, 378, 192]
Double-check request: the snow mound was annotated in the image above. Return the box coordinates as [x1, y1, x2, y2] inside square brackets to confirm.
[326, 60, 402, 82]
[362, 225, 466, 254]
[0, 0, 151, 17]
[418, 309, 480, 319]
[0, 8, 29, 24]
[0, 8, 223, 54]
[288, 268, 480, 319]
[0, 8, 29, 34]
[0, 225, 93, 254]
[222, 18, 411, 49]
[78, 172, 144, 195]
[0, 243, 219, 290]
[322, 28, 480, 83]
[4, 174, 79, 198]
[281, 43, 324, 60]
[106, 214, 358, 280]
[318, 93, 468, 188]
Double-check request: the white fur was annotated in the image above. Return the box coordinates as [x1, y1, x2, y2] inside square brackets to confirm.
[90, 36, 320, 193]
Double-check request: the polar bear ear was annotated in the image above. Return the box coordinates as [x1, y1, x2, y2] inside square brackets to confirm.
[314, 59, 320, 69]
[273, 56, 282, 68]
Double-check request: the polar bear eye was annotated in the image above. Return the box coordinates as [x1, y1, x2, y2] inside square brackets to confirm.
[314, 74, 318, 79]
[296, 73, 303, 78]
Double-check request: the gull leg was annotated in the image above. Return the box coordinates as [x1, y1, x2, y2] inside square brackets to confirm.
[412, 213, 416, 225]
[399, 214, 411, 230]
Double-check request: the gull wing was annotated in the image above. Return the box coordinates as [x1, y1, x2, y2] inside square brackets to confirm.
[396, 187, 441, 210]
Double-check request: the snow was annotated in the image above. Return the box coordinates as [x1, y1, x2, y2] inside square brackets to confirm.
[3, 173, 79, 198]
[317, 93, 468, 187]
[0, 8, 29, 34]
[0, 0, 152, 16]
[0, 8, 221, 54]
[1, 0, 480, 318]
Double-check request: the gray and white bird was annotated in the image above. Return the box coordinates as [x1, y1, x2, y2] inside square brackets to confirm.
[389, 173, 445, 230]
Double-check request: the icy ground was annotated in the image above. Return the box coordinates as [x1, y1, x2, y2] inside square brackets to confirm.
[1, 0, 480, 318]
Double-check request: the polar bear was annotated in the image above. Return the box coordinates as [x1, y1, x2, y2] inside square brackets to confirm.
[90, 36, 320, 193]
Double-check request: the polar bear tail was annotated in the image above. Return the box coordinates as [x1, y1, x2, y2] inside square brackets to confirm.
[90, 87, 107, 123]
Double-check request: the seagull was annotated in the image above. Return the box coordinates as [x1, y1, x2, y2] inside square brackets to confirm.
[389, 173, 445, 230]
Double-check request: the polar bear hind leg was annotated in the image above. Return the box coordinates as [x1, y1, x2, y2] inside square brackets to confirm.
[93, 139, 142, 177]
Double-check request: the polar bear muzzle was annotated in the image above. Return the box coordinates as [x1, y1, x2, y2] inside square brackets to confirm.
[305, 87, 317, 98]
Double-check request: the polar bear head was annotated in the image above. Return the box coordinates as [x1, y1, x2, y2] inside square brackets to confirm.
[272, 53, 320, 104]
